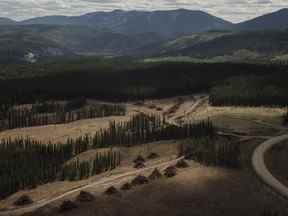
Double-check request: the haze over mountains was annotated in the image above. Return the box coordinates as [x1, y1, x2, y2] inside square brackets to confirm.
[1, 8, 288, 63]
[237, 8, 288, 30]
[20, 9, 232, 37]
[0, 18, 15, 25]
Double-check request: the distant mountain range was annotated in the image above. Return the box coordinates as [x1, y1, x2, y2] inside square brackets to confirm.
[0, 25, 165, 63]
[237, 8, 288, 30]
[19, 9, 232, 37]
[149, 30, 288, 59]
[2, 8, 288, 35]
[1, 8, 288, 63]
[0, 18, 15, 25]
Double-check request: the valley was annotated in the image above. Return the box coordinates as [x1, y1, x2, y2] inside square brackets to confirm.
[1, 5, 288, 216]
[0, 94, 287, 216]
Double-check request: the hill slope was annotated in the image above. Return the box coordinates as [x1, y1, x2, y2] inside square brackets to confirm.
[0, 18, 15, 25]
[140, 30, 288, 60]
[0, 27, 72, 64]
[0, 25, 165, 62]
[21, 9, 232, 37]
[236, 8, 288, 30]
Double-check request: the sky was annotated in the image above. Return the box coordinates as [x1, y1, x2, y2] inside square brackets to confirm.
[1, 0, 288, 23]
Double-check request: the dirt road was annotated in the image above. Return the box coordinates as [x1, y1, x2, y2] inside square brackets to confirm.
[252, 134, 288, 199]
[0, 157, 183, 216]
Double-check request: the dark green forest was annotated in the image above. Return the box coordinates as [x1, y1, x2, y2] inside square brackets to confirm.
[0, 113, 214, 199]
[210, 74, 288, 106]
[0, 62, 287, 106]
[0, 100, 126, 131]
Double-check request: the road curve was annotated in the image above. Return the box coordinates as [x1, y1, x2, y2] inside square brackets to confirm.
[252, 134, 288, 199]
[0, 157, 183, 216]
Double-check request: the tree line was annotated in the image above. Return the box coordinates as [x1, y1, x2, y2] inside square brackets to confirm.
[89, 114, 215, 148]
[0, 102, 126, 131]
[0, 62, 286, 104]
[63, 113, 215, 149]
[61, 150, 121, 181]
[283, 109, 288, 125]
[182, 137, 240, 168]
[0, 137, 121, 199]
[0, 138, 74, 199]
[210, 75, 288, 107]
[0, 113, 215, 199]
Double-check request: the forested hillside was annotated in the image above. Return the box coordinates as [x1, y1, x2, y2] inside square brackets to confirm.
[0, 62, 286, 106]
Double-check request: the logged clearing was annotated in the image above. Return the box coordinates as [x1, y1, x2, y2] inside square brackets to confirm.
[190, 103, 285, 124]
[188, 102, 286, 136]
[0, 110, 134, 143]
[0, 95, 282, 144]
[1, 95, 287, 216]
[0, 95, 202, 143]
[27, 165, 288, 216]
[0, 140, 179, 210]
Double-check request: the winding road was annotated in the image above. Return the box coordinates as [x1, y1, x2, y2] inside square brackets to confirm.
[1, 96, 288, 215]
[4, 132, 288, 216]
[0, 157, 183, 216]
[252, 134, 288, 199]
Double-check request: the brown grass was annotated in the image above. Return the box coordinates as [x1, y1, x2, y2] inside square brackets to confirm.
[1, 96, 286, 215]
[0, 111, 134, 144]
[0, 140, 179, 210]
[29, 165, 288, 216]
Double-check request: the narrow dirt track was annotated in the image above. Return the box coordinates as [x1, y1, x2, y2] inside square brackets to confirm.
[252, 134, 288, 199]
[0, 96, 206, 216]
[8, 96, 284, 215]
[0, 157, 183, 216]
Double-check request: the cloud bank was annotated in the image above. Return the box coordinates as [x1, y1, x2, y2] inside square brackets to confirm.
[1, 0, 287, 23]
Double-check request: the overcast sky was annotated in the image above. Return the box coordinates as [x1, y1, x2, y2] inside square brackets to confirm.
[1, 0, 287, 23]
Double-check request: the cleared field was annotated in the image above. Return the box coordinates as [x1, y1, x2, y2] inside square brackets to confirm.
[0, 95, 200, 143]
[0, 111, 134, 144]
[27, 164, 288, 216]
[1, 95, 287, 216]
[187, 102, 286, 136]
[0, 140, 179, 210]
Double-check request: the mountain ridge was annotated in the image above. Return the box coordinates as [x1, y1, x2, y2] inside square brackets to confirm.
[0, 17, 16, 25]
[20, 9, 232, 37]
[236, 8, 288, 30]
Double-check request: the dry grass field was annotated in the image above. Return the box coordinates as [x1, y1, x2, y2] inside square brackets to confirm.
[1, 96, 283, 143]
[26, 163, 288, 216]
[0, 110, 134, 144]
[188, 102, 286, 136]
[1, 95, 287, 216]
[0, 95, 199, 143]
[0, 140, 179, 210]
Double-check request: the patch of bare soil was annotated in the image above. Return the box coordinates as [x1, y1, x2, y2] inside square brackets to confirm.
[0, 141, 179, 210]
[127, 94, 203, 125]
